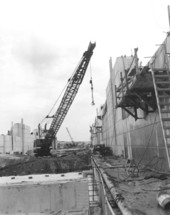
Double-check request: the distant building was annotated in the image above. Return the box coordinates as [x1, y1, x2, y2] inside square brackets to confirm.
[0, 120, 35, 154]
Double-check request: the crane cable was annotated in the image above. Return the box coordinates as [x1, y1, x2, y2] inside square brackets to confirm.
[39, 57, 83, 125]
[89, 62, 95, 106]
[39, 81, 68, 125]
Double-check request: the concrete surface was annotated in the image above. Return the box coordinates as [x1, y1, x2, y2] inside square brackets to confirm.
[0, 172, 89, 215]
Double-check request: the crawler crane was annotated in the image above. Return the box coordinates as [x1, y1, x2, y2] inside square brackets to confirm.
[34, 42, 96, 156]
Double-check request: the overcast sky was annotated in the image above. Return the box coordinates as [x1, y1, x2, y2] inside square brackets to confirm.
[0, 0, 169, 141]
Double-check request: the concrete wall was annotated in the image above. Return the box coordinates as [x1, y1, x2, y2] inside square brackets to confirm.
[101, 102, 108, 146]
[107, 55, 166, 163]
[105, 80, 114, 148]
[13, 136, 22, 153]
[4, 135, 12, 153]
[91, 116, 102, 146]
[0, 135, 5, 153]
[102, 56, 135, 157]
[0, 122, 35, 154]
[0, 173, 89, 215]
[101, 35, 170, 171]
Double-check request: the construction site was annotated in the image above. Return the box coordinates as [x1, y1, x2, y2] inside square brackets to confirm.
[1, 3, 170, 215]
[0, 41, 104, 215]
[89, 6, 170, 215]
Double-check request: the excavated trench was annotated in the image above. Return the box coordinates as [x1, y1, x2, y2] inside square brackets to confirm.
[0, 149, 91, 176]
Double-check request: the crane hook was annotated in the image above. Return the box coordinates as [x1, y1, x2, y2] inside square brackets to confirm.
[89, 63, 95, 106]
[90, 78, 95, 105]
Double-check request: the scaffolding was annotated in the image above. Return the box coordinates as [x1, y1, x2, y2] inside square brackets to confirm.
[115, 49, 157, 120]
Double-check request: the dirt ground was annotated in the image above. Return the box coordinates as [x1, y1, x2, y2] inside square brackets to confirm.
[0, 149, 91, 176]
[94, 155, 170, 215]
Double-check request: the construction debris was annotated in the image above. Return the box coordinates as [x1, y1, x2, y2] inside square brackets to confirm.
[93, 154, 170, 215]
[157, 191, 170, 209]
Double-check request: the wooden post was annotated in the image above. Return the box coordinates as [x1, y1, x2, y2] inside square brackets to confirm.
[168, 5, 170, 31]
[115, 85, 117, 107]
[167, 6, 170, 72]
[120, 72, 124, 97]
[125, 71, 128, 91]
[122, 56, 128, 91]
[134, 48, 140, 75]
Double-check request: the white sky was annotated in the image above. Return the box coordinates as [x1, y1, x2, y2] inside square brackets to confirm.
[0, 0, 169, 141]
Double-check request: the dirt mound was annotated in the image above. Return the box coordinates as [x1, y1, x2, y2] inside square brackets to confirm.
[0, 149, 91, 176]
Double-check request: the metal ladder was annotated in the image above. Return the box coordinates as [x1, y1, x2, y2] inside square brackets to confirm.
[152, 68, 170, 169]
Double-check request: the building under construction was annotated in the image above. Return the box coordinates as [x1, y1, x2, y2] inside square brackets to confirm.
[2, 8, 170, 214]
[0, 120, 35, 154]
[91, 33, 170, 171]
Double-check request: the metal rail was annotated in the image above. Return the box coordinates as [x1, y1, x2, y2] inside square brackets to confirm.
[91, 156, 123, 215]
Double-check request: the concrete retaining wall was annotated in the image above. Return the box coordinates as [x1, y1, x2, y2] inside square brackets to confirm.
[0, 173, 89, 215]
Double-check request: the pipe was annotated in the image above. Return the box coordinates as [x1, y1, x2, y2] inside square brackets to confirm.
[157, 191, 170, 209]
[92, 157, 146, 215]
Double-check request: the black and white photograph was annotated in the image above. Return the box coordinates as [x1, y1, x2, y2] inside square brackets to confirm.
[0, 0, 170, 214]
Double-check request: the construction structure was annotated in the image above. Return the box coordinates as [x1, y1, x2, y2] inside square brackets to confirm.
[2, 6, 170, 214]
[66, 127, 75, 145]
[34, 42, 96, 156]
[91, 33, 170, 171]
[0, 119, 35, 154]
[0, 172, 101, 215]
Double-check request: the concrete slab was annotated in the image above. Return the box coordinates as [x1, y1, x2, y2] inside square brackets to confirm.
[0, 172, 89, 215]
